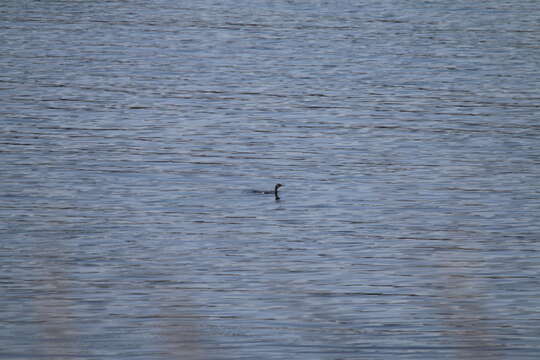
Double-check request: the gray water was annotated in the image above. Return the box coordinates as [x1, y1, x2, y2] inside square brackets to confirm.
[1, 1, 540, 359]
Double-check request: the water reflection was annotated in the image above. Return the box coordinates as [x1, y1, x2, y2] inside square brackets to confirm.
[428, 253, 504, 359]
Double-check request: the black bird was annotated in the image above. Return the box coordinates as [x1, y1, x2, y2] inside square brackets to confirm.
[273, 183, 283, 200]
[252, 183, 283, 200]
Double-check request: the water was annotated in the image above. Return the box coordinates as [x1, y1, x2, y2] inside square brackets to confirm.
[1, 1, 540, 359]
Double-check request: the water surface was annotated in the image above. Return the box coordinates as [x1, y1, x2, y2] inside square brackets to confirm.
[1, 1, 540, 359]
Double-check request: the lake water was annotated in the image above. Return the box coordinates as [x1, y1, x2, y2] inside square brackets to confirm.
[1, 1, 540, 359]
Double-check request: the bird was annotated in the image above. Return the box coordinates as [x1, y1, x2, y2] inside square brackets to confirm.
[252, 183, 283, 200]
[273, 183, 283, 200]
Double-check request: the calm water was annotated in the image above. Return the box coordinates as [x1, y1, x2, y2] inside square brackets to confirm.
[1, 1, 540, 359]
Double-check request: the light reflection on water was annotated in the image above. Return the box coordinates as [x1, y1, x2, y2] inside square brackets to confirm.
[1, 0, 540, 359]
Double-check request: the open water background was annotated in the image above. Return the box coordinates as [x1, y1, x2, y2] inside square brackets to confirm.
[1, 1, 540, 359]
